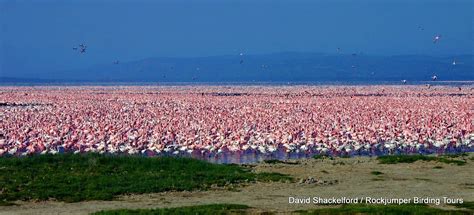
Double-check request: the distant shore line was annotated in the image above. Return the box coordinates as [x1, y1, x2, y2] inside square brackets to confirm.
[1, 80, 474, 87]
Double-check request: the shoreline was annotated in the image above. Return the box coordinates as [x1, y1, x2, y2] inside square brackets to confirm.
[1, 153, 473, 214]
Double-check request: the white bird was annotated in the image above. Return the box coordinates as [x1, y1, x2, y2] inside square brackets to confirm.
[300, 145, 308, 151]
[268, 145, 277, 153]
[320, 148, 329, 154]
[433, 35, 441, 43]
[258, 145, 267, 154]
[433, 141, 443, 148]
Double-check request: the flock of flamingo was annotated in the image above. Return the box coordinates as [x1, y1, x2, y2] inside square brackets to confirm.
[0, 85, 472, 160]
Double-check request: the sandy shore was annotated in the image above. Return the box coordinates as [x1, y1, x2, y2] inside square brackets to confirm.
[1, 154, 473, 214]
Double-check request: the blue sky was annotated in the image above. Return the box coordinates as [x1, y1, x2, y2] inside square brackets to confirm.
[1, 0, 473, 77]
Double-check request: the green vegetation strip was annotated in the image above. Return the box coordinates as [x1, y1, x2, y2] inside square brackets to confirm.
[0, 200, 17, 206]
[263, 159, 300, 165]
[313, 155, 333, 160]
[93, 203, 473, 215]
[92, 204, 250, 215]
[441, 153, 469, 158]
[377, 154, 467, 166]
[450, 202, 474, 210]
[0, 154, 291, 203]
[297, 204, 472, 215]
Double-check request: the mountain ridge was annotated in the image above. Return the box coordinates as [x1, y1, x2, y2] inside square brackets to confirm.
[1, 53, 473, 83]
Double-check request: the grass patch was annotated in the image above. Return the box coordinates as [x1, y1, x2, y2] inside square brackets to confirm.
[263, 159, 284, 164]
[437, 157, 466, 166]
[378, 155, 436, 164]
[370, 171, 384, 175]
[296, 204, 471, 215]
[0, 200, 17, 206]
[378, 155, 466, 166]
[94, 203, 474, 215]
[441, 153, 468, 158]
[450, 202, 474, 210]
[0, 153, 291, 202]
[414, 178, 433, 182]
[92, 204, 250, 215]
[313, 155, 333, 160]
[263, 159, 299, 165]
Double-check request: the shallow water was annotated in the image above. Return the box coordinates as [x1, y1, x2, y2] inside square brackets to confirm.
[150, 146, 474, 164]
[6, 144, 473, 164]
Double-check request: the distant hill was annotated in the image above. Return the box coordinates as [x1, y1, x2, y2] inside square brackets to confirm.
[0, 77, 58, 84]
[2, 53, 473, 83]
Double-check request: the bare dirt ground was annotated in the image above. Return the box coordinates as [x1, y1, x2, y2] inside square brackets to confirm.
[1, 154, 473, 215]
